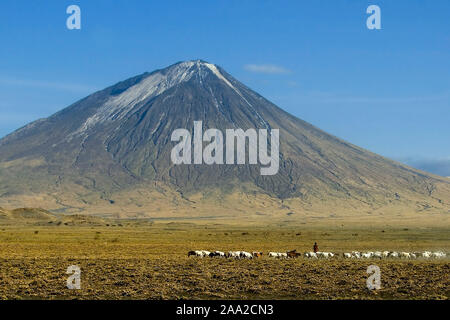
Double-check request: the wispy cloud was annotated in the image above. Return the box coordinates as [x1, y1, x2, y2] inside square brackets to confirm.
[401, 157, 450, 177]
[0, 76, 97, 93]
[244, 64, 291, 75]
[284, 90, 450, 104]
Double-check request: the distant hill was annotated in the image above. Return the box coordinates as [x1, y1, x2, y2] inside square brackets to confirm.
[57, 214, 107, 226]
[0, 207, 110, 226]
[0, 60, 449, 223]
[0, 207, 55, 222]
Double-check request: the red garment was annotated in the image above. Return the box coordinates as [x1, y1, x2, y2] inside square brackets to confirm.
[313, 244, 318, 253]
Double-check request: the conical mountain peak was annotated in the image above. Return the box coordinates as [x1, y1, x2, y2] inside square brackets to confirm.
[0, 61, 449, 220]
[70, 60, 255, 137]
[69, 61, 222, 135]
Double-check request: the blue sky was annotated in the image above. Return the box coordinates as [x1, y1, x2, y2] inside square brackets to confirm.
[0, 1, 449, 175]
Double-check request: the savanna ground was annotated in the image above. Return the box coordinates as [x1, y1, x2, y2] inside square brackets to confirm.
[0, 221, 448, 300]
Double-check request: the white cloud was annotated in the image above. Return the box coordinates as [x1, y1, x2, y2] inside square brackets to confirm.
[244, 64, 291, 75]
[0, 76, 97, 93]
[401, 157, 450, 177]
[283, 90, 450, 104]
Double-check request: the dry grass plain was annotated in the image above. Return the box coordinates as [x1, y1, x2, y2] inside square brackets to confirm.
[0, 221, 448, 300]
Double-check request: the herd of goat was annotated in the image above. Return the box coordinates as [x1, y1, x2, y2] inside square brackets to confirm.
[188, 250, 447, 259]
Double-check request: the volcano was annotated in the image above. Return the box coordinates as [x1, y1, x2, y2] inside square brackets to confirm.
[0, 60, 449, 222]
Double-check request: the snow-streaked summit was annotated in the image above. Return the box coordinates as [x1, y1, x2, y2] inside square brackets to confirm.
[71, 60, 239, 136]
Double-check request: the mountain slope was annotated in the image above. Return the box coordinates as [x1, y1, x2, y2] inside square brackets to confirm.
[0, 60, 449, 222]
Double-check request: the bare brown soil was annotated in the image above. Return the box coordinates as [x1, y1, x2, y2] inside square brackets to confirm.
[0, 223, 448, 300]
